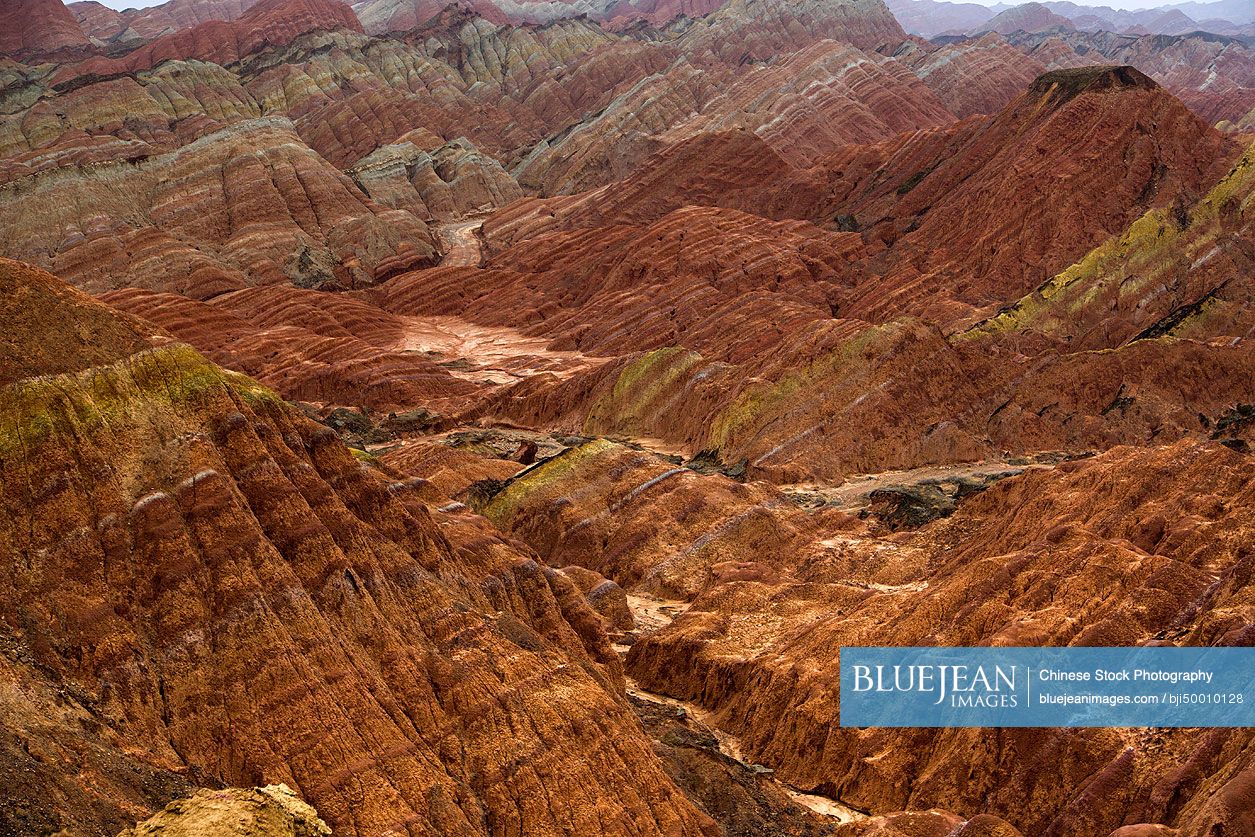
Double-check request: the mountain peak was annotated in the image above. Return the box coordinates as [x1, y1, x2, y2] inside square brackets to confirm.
[1029, 64, 1159, 104]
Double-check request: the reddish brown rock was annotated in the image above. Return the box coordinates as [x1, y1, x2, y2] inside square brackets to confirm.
[0, 0, 90, 57]
[61, 0, 362, 81]
[479, 439, 816, 598]
[603, 0, 725, 29]
[70, 0, 263, 45]
[1011, 29, 1255, 128]
[976, 2, 1075, 35]
[0, 258, 718, 836]
[118, 785, 330, 836]
[894, 33, 1045, 117]
[99, 285, 481, 412]
[625, 441, 1255, 835]
[351, 0, 509, 33]
[559, 565, 636, 633]
[0, 118, 438, 297]
[800, 66, 1238, 322]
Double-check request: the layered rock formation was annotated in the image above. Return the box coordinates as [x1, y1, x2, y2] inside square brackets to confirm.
[351, 0, 510, 33]
[0, 258, 716, 835]
[894, 33, 1045, 117]
[1, 3, 1252, 833]
[966, 141, 1255, 350]
[483, 67, 1235, 324]
[70, 0, 263, 46]
[626, 441, 1255, 835]
[1010, 28, 1255, 127]
[0, 0, 90, 58]
[1, 118, 438, 297]
[977, 2, 1076, 34]
[62, 0, 363, 80]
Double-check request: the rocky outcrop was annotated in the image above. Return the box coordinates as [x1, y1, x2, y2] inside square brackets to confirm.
[391, 203, 866, 365]
[552, 37, 954, 182]
[352, 0, 509, 33]
[0, 0, 90, 58]
[479, 439, 815, 597]
[0, 258, 717, 835]
[119, 785, 330, 837]
[99, 285, 481, 411]
[796, 66, 1238, 322]
[965, 140, 1255, 350]
[1010, 28, 1255, 127]
[349, 134, 523, 221]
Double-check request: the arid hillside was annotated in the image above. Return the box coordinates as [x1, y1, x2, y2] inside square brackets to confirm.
[1, 0, 1251, 833]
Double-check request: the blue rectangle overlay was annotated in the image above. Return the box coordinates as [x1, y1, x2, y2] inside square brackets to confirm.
[840, 647, 1255, 727]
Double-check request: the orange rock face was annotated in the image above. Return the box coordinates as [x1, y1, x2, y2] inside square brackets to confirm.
[625, 441, 1255, 835]
[0, 259, 717, 836]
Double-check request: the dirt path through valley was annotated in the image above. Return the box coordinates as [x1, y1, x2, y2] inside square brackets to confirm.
[438, 219, 485, 267]
[394, 316, 598, 385]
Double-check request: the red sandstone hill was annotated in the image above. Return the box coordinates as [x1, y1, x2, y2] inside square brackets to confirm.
[0, 118, 440, 298]
[70, 0, 263, 45]
[0, 3, 1253, 832]
[351, 0, 510, 33]
[0, 0, 90, 58]
[977, 1, 1075, 34]
[62, 0, 363, 79]
[793, 65, 1238, 322]
[484, 67, 1236, 325]
[0, 257, 717, 835]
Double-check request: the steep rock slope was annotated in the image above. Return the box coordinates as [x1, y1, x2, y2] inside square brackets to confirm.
[430, 77, 1249, 482]
[965, 141, 1255, 349]
[351, 0, 510, 33]
[468, 125, 1251, 482]
[387, 204, 868, 363]
[0, 258, 716, 835]
[61, 0, 363, 80]
[1011, 29, 1255, 127]
[515, 0, 931, 195]
[894, 33, 1046, 117]
[976, 1, 1075, 34]
[485, 67, 1237, 323]
[627, 441, 1255, 835]
[98, 285, 485, 412]
[801, 66, 1238, 321]
[517, 37, 953, 193]
[478, 439, 817, 598]
[0, 0, 90, 57]
[70, 0, 263, 46]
